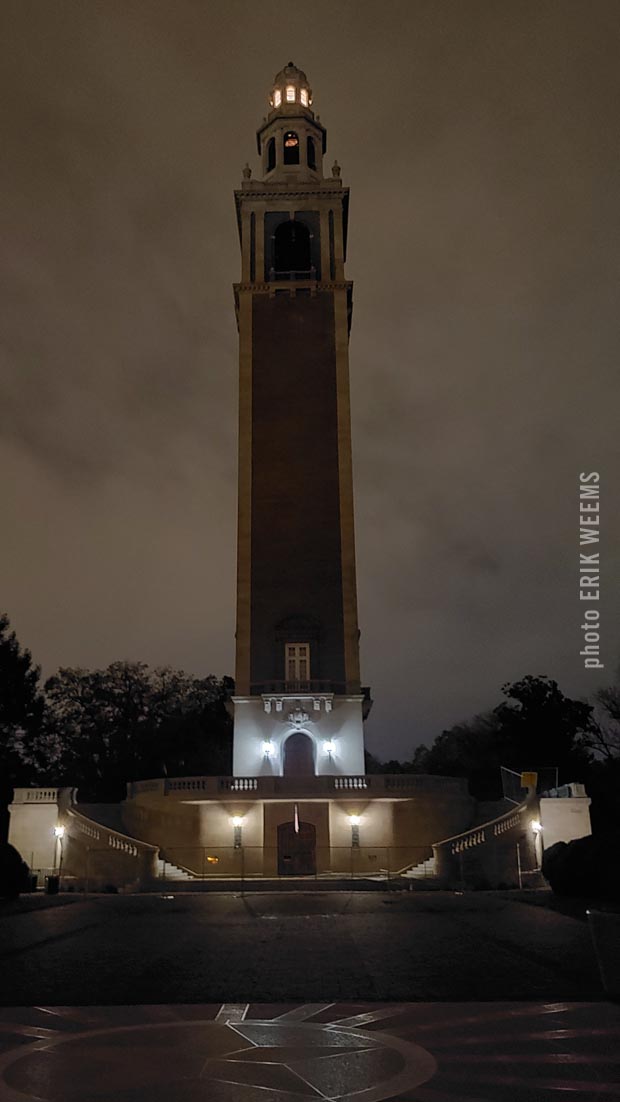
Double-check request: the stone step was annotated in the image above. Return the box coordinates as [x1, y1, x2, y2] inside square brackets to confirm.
[403, 857, 436, 879]
[156, 859, 194, 881]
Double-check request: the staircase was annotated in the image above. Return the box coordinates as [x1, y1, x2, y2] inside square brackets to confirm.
[402, 856, 437, 880]
[156, 858, 195, 882]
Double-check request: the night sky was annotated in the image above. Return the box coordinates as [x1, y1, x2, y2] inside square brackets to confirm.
[2, 0, 619, 760]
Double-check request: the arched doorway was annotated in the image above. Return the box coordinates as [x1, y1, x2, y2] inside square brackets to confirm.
[283, 732, 315, 776]
[277, 820, 316, 876]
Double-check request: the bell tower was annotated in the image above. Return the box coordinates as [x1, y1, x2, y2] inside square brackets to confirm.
[232, 64, 369, 778]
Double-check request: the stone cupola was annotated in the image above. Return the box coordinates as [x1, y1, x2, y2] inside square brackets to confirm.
[255, 62, 327, 182]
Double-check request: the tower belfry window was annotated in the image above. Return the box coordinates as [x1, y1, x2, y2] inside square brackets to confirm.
[286, 85, 296, 102]
[307, 136, 316, 170]
[273, 220, 311, 275]
[283, 131, 300, 165]
[273, 88, 282, 107]
[267, 136, 276, 172]
[300, 88, 308, 107]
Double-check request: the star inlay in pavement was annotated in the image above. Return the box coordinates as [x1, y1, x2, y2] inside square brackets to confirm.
[0, 1002, 619, 1101]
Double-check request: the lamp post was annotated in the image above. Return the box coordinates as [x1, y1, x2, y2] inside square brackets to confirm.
[53, 825, 65, 887]
[531, 818, 543, 870]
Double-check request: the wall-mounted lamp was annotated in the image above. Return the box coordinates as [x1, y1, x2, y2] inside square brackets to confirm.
[348, 814, 361, 847]
[323, 740, 336, 755]
[262, 740, 275, 757]
[531, 820, 542, 834]
[231, 816, 244, 849]
[53, 825, 65, 839]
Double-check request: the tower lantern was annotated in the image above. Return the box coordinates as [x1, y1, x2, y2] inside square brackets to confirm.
[232, 66, 369, 779]
[257, 62, 326, 181]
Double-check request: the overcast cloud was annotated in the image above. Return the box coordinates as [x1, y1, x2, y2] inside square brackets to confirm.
[1, 0, 619, 759]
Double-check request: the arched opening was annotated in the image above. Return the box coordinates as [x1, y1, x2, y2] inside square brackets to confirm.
[273, 220, 311, 275]
[283, 731, 315, 776]
[307, 136, 316, 171]
[283, 131, 300, 165]
[266, 136, 276, 173]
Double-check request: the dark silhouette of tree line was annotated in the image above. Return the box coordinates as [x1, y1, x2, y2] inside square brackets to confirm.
[0, 613, 233, 811]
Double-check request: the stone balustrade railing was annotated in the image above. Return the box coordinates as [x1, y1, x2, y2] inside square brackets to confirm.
[12, 788, 61, 804]
[63, 807, 159, 886]
[127, 773, 470, 800]
[432, 802, 535, 886]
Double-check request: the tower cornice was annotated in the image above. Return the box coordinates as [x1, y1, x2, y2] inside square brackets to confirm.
[232, 281, 354, 336]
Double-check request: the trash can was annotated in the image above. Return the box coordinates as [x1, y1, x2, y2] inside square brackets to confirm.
[587, 910, 620, 999]
[45, 875, 60, 895]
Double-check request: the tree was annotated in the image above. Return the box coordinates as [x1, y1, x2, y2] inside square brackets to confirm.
[0, 613, 44, 790]
[493, 675, 594, 781]
[43, 662, 233, 799]
[587, 681, 620, 762]
[379, 676, 594, 799]
[410, 713, 503, 797]
[581, 675, 620, 833]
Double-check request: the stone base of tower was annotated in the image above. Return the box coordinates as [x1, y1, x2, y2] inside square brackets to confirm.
[232, 693, 366, 777]
[14, 779, 590, 890]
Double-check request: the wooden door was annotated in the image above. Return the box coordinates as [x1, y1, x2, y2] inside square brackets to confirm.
[277, 820, 316, 876]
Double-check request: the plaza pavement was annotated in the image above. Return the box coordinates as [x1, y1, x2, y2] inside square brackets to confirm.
[1, 891, 618, 1100]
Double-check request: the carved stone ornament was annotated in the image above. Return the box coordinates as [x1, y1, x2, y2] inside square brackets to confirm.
[288, 709, 309, 725]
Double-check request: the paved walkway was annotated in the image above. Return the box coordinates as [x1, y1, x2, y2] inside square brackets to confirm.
[1, 892, 618, 1099]
[1, 1000, 619, 1100]
[0, 891, 606, 1003]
